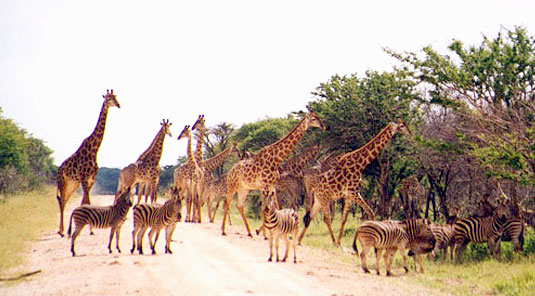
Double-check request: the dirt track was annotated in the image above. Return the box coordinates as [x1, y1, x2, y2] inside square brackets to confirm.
[1, 195, 445, 296]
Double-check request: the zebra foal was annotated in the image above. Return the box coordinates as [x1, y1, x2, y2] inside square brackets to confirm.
[262, 190, 299, 263]
[68, 187, 133, 256]
[428, 223, 455, 261]
[131, 187, 182, 255]
[352, 218, 435, 276]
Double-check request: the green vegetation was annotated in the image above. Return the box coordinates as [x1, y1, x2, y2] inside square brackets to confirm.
[0, 186, 58, 272]
[0, 108, 55, 195]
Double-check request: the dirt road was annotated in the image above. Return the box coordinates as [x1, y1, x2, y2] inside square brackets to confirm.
[1, 195, 443, 295]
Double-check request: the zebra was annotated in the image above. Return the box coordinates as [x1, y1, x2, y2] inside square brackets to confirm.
[68, 187, 133, 257]
[495, 218, 525, 254]
[428, 223, 455, 261]
[352, 218, 435, 276]
[453, 199, 508, 262]
[262, 190, 299, 263]
[130, 187, 182, 255]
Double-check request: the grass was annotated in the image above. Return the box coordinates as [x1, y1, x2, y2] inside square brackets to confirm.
[3, 190, 534, 296]
[0, 185, 59, 273]
[217, 199, 535, 296]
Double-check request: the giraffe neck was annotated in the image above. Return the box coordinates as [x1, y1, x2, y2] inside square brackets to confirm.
[186, 133, 199, 168]
[83, 101, 110, 152]
[340, 123, 397, 171]
[137, 126, 167, 164]
[194, 125, 205, 164]
[280, 145, 319, 175]
[202, 145, 233, 173]
[257, 116, 309, 165]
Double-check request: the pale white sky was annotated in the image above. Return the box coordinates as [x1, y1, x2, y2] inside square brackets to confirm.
[2, 0, 534, 168]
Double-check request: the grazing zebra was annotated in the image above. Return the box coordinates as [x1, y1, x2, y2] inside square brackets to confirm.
[453, 200, 508, 262]
[130, 188, 182, 255]
[352, 218, 435, 276]
[262, 190, 299, 263]
[68, 187, 133, 256]
[495, 218, 525, 254]
[428, 223, 455, 261]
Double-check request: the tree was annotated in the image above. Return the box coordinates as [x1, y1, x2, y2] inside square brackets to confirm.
[390, 26, 535, 217]
[307, 70, 422, 218]
[0, 107, 55, 194]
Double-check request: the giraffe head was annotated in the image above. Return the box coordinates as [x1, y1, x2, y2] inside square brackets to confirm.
[161, 119, 173, 138]
[177, 125, 190, 141]
[192, 114, 205, 131]
[305, 111, 325, 131]
[102, 89, 121, 108]
[393, 118, 412, 137]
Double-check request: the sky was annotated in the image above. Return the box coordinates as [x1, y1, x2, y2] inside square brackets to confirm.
[2, 0, 535, 168]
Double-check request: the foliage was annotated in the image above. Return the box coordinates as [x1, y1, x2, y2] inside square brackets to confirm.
[306, 70, 423, 217]
[389, 26, 535, 187]
[232, 115, 298, 152]
[92, 167, 120, 194]
[0, 108, 55, 194]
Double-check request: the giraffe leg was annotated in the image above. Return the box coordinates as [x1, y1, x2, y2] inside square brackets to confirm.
[80, 177, 95, 205]
[221, 197, 230, 235]
[322, 206, 337, 246]
[236, 196, 253, 237]
[336, 197, 354, 246]
[57, 178, 79, 236]
[297, 197, 322, 245]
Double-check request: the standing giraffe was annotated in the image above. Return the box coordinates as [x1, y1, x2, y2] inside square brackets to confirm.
[191, 115, 206, 221]
[221, 112, 325, 237]
[56, 89, 120, 236]
[298, 119, 412, 246]
[200, 144, 241, 222]
[116, 119, 173, 204]
[398, 175, 425, 219]
[173, 124, 204, 223]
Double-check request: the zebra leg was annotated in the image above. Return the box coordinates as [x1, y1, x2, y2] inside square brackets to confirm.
[108, 227, 116, 253]
[375, 248, 383, 275]
[400, 247, 409, 274]
[384, 248, 394, 276]
[454, 239, 469, 263]
[267, 230, 274, 262]
[275, 232, 281, 262]
[282, 234, 290, 262]
[151, 229, 162, 255]
[115, 226, 123, 253]
[70, 226, 83, 257]
[137, 226, 149, 254]
[360, 245, 371, 273]
[131, 224, 140, 254]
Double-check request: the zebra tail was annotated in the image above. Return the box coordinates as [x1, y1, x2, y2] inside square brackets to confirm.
[352, 231, 359, 254]
[303, 211, 311, 227]
[67, 212, 73, 237]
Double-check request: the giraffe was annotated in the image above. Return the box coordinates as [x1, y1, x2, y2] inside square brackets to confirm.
[200, 144, 241, 222]
[221, 112, 325, 237]
[116, 119, 173, 204]
[173, 124, 204, 223]
[276, 144, 320, 208]
[398, 174, 425, 219]
[298, 118, 412, 246]
[191, 114, 206, 221]
[56, 89, 120, 236]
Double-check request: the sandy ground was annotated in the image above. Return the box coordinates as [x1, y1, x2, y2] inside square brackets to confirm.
[1, 195, 447, 296]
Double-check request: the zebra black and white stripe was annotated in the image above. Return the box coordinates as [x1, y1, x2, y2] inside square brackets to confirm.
[453, 206, 508, 262]
[68, 187, 133, 256]
[496, 218, 525, 254]
[130, 189, 182, 255]
[352, 218, 435, 276]
[429, 223, 455, 261]
[262, 190, 299, 263]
